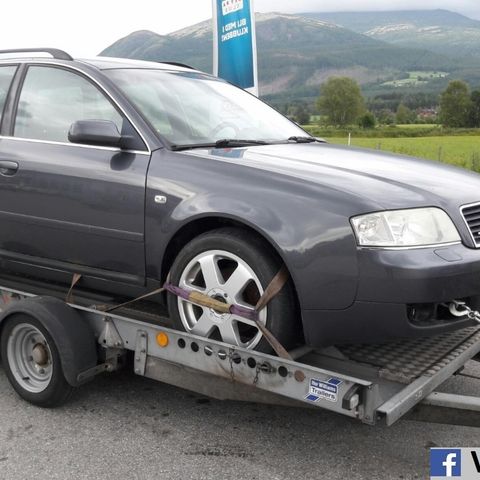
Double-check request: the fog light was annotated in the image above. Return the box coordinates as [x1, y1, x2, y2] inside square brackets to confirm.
[407, 303, 435, 324]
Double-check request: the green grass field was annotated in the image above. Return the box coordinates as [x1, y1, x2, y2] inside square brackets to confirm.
[327, 135, 480, 171]
[395, 124, 438, 129]
[381, 71, 449, 88]
[304, 125, 480, 138]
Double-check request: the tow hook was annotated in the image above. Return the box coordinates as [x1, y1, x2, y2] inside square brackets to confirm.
[446, 300, 480, 323]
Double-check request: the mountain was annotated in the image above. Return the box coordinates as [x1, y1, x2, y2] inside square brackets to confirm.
[302, 10, 480, 60]
[101, 13, 465, 103]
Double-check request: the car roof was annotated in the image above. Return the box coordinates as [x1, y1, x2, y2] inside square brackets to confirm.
[0, 53, 197, 72]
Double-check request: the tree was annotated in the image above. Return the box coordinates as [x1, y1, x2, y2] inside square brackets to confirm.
[376, 109, 396, 125]
[288, 103, 310, 125]
[358, 112, 376, 129]
[439, 80, 472, 128]
[469, 90, 480, 128]
[316, 77, 365, 126]
[396, 103, 415, 124]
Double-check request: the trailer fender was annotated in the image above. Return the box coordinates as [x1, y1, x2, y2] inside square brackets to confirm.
[0, 296, 97, 387]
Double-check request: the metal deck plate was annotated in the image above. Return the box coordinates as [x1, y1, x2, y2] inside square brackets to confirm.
[340, 326, 480, 384]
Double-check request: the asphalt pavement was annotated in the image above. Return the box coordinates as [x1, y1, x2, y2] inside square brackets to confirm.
[0, 360, 479, 480]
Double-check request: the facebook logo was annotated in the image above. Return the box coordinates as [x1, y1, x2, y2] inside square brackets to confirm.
[430, 449, 462, 477]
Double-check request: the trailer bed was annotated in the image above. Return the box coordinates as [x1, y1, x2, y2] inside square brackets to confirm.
[0, 275, 479, 427]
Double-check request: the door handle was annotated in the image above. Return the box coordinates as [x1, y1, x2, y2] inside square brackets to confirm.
[0, 160, 19, 176]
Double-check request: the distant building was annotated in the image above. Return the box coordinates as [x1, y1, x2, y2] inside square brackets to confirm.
[417, 108, 438, 120]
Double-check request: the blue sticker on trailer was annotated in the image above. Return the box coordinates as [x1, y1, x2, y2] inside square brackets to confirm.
[305, 377, 343, 403]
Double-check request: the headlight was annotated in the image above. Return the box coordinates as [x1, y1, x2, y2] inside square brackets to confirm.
[351, 208, 460, 247]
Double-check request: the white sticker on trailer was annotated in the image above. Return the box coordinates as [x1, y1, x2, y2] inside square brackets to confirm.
[305, 377, 343, 403]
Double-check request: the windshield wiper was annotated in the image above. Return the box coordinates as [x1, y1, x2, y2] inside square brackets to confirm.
[171, 139, 268, 151]
[214, 139, 268, 148]
[171, 143, 215, 151]
[171, 137, 324, 151]
[288, 136, 325, 144]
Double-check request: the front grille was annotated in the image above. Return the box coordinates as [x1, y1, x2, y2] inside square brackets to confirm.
[461, 203, 480, 247]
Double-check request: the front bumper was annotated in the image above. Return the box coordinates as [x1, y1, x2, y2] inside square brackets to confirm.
[302, 243, 480, 347]
[356, 243, 480, 304]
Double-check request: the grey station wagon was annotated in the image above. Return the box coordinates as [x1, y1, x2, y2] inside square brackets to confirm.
[0, 48, 479, 352]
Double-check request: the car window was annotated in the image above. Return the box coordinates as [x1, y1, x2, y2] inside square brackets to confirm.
[14, 66, 124, 143]
[107, 69, 307, 146]
[0, 66, 17, 127]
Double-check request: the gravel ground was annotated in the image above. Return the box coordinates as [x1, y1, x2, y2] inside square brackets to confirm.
[0, 361, 479, 480]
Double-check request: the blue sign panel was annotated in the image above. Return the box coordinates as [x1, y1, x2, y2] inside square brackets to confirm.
[213, 0, 258, 95]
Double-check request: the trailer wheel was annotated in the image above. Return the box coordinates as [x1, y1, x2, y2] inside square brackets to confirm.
[1, 314, 73, 407]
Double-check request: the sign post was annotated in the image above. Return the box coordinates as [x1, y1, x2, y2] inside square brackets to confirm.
[213, 0, 258, 96]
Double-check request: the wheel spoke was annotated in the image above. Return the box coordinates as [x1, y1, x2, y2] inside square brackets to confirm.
[223, 263, 252, 298]
[180, 281, 206, 293]
[230, 314, 261, 329]
[198, 254, 221, 289]
[190, 311, 215, 337]
[218, 320, 240, 345]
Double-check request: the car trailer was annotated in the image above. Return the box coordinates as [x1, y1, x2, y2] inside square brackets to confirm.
[0, 276, 479, 428]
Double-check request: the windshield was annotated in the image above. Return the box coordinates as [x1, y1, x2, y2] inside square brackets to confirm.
[106, 69, 307, 147]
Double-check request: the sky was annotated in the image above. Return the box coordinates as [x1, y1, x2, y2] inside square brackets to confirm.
[1, 1, 479, 57]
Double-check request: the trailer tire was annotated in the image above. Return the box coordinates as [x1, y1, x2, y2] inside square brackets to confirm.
[0, 296, 97, 407]
[1, 314, 73, 407]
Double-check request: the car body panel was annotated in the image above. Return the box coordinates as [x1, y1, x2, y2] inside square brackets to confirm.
[145, 148, 368, 310]
[0, 137, 150, 281]
[178, 143, 480, 237]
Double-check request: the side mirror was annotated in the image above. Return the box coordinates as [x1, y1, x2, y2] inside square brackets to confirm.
[68, 120, 122, 148]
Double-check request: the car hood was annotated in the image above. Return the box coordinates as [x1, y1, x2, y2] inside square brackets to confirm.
[187, 143, 480, 211]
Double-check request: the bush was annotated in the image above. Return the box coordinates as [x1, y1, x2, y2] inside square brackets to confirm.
[358, 112, 376, 129]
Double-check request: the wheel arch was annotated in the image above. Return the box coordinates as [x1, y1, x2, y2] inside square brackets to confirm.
[0, 296, 97, 387]
[160, 214, 303, 314]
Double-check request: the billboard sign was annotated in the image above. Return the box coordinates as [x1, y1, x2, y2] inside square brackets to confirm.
[213, 0, 258, 96]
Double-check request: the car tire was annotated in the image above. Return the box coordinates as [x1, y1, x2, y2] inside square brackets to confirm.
[0, 314, 73, 407]
[167, 227, 299, 353]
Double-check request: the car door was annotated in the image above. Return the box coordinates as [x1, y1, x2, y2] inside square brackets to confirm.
[0, 64, 151, 284]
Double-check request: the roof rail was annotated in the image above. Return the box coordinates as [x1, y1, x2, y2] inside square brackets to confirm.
[160, 61, 195, 70]
[0, 48, 73, 61]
